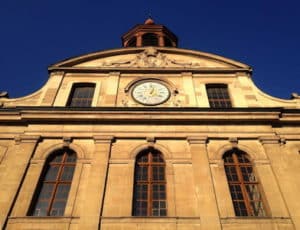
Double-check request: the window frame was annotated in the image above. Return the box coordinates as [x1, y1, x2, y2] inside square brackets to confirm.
[66, 83, 96, 107]
[142, 33, 159, 46]
[206, 84, 232, 108]
[28, 148, 77, 217]
[223, 149, 266, 217]
[132, 148, 167, 217]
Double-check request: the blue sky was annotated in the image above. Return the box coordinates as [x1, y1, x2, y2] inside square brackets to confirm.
[0, 1, 299, 99]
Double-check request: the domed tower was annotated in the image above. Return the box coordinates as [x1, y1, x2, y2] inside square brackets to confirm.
[122, 17, 178, 47]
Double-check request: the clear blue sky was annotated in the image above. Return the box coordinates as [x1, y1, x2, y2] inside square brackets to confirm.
[0, 1, 299, 99]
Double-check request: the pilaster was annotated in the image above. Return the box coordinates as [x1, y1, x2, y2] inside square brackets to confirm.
[181, 72, 197, 106]
[187, 136, 221, 230]
[78, 135, 114, 229]
[259, 136, 298, 228]
[0, 135, 40, 229]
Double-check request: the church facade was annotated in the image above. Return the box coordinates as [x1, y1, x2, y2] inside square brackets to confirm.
[0, 19, 300, 230]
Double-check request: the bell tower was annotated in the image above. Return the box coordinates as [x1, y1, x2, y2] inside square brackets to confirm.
[122, 18, 178, 47]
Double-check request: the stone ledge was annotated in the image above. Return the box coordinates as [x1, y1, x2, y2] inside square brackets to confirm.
[8, 216, 79, 224]
[100, 216, 200, 224]
[220, 217, 292, 224]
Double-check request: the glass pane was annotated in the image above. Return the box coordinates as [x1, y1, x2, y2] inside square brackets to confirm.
[52, 154, 63, 163]
[44, 166, 59, 181]
[233, 201, 247, 216]
[237, 154, 250, 163]
[40, 183, 54, 198]
[33, 201, 48, 216]
[65, 153, 76, 162]
[54, 184, 71, 199]
[60, 166, 75, 181]
[50, 201, 66, 216]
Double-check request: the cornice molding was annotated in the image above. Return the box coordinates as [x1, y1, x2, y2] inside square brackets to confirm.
[14, 135, 41, 144]
[259, 136, 280, 145]
[187, 136, 208, 144]
[93, 135, 115, 144]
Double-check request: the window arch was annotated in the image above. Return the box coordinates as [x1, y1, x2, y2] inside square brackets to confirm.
[132, 148, 167, 216]
[28, 148, 77, 216]
[67, 83, 95, 107]
[223, 148, 266, 216]
[142, 33, 158, 46]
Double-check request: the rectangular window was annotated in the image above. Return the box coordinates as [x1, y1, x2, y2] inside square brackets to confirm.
[67, 83, 95, 107]
[206, 84, 232, 108]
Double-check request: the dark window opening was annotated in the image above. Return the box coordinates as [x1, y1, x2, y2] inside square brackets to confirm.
[206, 84, 232, 108]
[67, 83, 95, 107]
[164, 37, 173, 47]
[127, 37, 137, 47]
[133, 148, 167, 216]
[142, 33, 158, 46]
[223, 149, 266, 216]
[28, 149, 76, 216]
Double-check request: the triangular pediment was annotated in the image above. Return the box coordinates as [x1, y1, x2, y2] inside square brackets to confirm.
[50, 47, 250, 70]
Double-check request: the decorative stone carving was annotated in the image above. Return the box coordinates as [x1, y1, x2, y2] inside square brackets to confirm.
[99, 47, 203, 68]
[0, 91, 8, 98]
[291, 93, 300, 99]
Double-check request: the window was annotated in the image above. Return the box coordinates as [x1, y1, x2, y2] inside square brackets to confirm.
[133, 148, 167, 216]
[206, 84, 232, 108]
[164, 37, 173, 47]
[127, 37, 137, 47]
[67, 83, 95, 107]
[28, 148, 76, 216]
[142, 33, 158, 46]
[223, 149, 266, 216]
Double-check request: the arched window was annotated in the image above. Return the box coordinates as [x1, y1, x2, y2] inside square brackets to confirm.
[223, 149, 266, 216]
[206, 84, 232, 108]
[133, 148, 167, 216]
[67, 83, 95, 107]
[142, 33, 158, 46]
[28, 148, 77, 216]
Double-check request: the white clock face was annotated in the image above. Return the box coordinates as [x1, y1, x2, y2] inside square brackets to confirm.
[132, 81, 170, 105]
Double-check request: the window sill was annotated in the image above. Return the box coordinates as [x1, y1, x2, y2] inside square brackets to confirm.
[100, 216, 200, 224]
[8, 216, 79, 224]
[220, 217, 292, 225]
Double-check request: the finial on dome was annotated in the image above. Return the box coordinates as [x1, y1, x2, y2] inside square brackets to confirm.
[144, 16, 155, 25]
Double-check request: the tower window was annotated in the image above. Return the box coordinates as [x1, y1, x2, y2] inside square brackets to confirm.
[127, 37, 137, 47]
[164, 37, 173, 47]
[223, 149, 266, 216]
[142, 33, 158, 46]
[133, 148, 167, 216]
[28, 148, 77, 216]
[67, 83, 95, 107]
[206, 84, 232, 108]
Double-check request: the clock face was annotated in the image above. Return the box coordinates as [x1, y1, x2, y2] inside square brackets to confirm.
[132, 81, 170, 105]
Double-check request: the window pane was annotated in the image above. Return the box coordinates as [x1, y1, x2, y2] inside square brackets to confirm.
[68, 84, 95, 107]
[60, 166, 75, 181]
[206, 84, 232, 108]
[133, 149, 166, 216]
[224, 149, 266, 217]
[44, 166, 59, 181]
[28, 149, 76, 216]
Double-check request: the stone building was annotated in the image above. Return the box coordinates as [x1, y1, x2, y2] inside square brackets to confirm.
[0, 18, 300, 230]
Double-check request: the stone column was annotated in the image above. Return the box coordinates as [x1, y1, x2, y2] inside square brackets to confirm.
[78, 135, 113, 230]
[259, 136, 298, 228]
[187, 136, 221, 230]
[158, 34, 164, 46]
[0, 135, 40, 229]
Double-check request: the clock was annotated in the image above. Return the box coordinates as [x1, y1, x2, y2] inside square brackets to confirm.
[132, 81, 170, 105]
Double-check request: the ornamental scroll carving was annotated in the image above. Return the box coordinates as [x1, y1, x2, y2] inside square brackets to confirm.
[99, 47, 202, 68]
